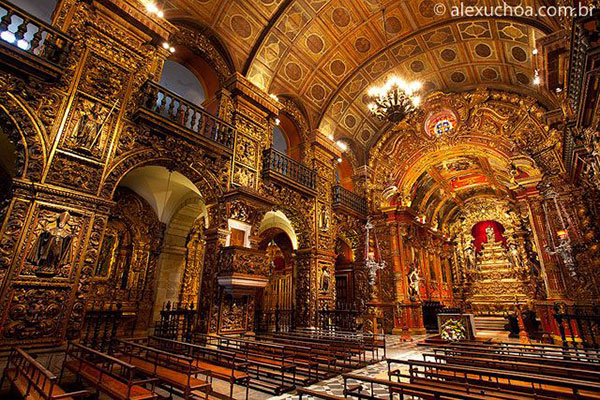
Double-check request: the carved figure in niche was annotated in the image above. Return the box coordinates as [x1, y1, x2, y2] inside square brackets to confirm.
[485, 226, 496, 243]
[507, 241, 523, 269]
[319, 207, 330, 231]
[407, 262, 422, 301]
[319, 266, 331, 292]
[27, 211, 74, 277]
[464, 243, 476, 270]
[72, 101, 108, 153]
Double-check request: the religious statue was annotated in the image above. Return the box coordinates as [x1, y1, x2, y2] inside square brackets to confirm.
[319, 207, 330, 231]
[485, 226, 495, 243]
[72, 101, 106, 153]
[464, 243, 476, 270]
[27, 211, 74, 277]
[508, 242, 523, 269]
[319, 267, 330, 292]
[407, 262, 422, 301]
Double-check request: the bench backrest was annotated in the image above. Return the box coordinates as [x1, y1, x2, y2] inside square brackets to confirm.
[66, 342, 138, 383]
[7, 347, 58, 400]
[388, 358, 600, 393]
[116, 338, 197, 378]
[149, 336, 242, 369]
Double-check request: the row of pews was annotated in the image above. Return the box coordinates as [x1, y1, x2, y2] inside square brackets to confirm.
[1, 329, 384, 399]
[302, 339, 600, 400]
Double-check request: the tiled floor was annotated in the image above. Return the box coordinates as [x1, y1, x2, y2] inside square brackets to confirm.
[269, 336, 426, 400]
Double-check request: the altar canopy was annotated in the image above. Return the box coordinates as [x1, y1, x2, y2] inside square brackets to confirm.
[471, 220, 506, 252]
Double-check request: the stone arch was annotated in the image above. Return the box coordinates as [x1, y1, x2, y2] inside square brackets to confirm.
[169, 22, 236, 82]
[101, 148, 225, 205]
[258, 210, 298, 250]
[0, 93, 48, 182]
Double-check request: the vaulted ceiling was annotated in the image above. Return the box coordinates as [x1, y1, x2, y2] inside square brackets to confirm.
[162, 0, 561, 153]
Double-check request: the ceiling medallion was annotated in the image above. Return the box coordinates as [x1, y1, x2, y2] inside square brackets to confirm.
[367, 76, 422, 123]
[425, 109, 458, 137]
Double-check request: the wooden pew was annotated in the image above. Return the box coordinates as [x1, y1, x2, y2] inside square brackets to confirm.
[432, 346, 600, 372]
[61, 342, 158, 400]
[342, 372, 525, 400]
[445, 341, 600, 362]
[147, 336, 250, 399]
[291, 330, 383, 362]
[251, 334, 338, 375]
[209, 335, 299, 393]
[423, 351, 600, 382]
[387, 358, 600, 399]
[257, 332, 361, 369]
[115, 339, 211, 400]
[1, 347, 90, 400]
[296, 387, 346, 399]
[420, 341, 600, 363]
[262, 332, 368, 366]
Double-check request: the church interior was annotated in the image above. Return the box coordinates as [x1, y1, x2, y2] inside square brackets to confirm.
[1, 0, 600, 399]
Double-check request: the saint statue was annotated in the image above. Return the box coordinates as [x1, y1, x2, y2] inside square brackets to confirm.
[27, 211, 74, 277]
[73, 102, 105, 153]
[464, 244, 476, 270]
[485, 226, 496, 243]
[319, 267, 330, 292]
[407, 262, 422, 301]
[508, 242, 523, 269]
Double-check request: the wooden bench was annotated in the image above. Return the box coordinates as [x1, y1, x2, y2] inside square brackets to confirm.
[387, 358, 600, 399]
[115, 339, 211, 400]
[447, 341, 600, 362]
[263, 332, 367, 367]
[147, 336, 250, 399]
[61, 342, 157, 400]
[342, 372, 523, 400]
[207, 335, 298, 393]
[1, 347, 90, 400]
[296, 387, 346, 399]
[426, 350, 600, 381]
[432, 346, 600, 371]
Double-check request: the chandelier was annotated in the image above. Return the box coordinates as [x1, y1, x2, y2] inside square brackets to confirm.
[367, 76, 422, 123]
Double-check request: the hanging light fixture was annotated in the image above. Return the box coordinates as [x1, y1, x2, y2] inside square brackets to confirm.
[367, 8, 421, 123]
[541, 189, 576, 278]
[364, 217, 386, 285]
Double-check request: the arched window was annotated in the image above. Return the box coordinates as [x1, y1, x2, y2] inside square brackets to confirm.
[159, 60, 205, 105]
[11, 0, 56, 23]
[271, 114, 302, 160]
[336, 156, 354, 191]
[272, 126, 288, 154]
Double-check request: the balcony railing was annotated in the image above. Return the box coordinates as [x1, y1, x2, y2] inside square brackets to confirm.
[332, 184, 368, 216]
[262, 148, 317, 194]
[0, 0, 72, 79]
[139, 81, 235, 150]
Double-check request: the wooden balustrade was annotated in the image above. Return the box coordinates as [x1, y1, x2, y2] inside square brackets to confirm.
[154, 301, 197, 342]
[0, 0, 72, 79]
[255, 307, 295, 333]
[140, 81, 235, 149]
[553, 303, 600, 349]
[262, 148, 317, 194]
[332, 184, 367, 216]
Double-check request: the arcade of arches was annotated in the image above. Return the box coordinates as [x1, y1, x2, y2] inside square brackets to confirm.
[1, 0, 600, 380]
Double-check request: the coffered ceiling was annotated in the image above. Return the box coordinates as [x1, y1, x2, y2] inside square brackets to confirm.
[161, 0, 560, 152]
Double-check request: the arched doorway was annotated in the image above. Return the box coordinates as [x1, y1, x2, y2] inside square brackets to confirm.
[334, 237, 355, 309]
[99, 166, 208, 333]
[255, 211, 298, 331]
